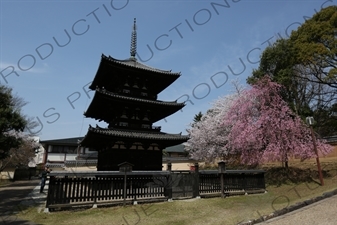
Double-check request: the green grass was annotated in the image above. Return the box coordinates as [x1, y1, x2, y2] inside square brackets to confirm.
[17, 159, 337, 225]
[0, 179, 11, 187]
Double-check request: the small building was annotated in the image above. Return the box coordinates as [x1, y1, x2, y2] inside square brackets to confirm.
[163, 144, 197, 170]
[164, 144, 188, 158]
[39, 137, 96, 168]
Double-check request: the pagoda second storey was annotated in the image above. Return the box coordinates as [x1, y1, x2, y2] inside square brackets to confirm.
[80, 19, 189, 171]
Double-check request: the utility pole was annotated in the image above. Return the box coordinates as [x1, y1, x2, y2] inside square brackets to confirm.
[306, 117, 324, 186]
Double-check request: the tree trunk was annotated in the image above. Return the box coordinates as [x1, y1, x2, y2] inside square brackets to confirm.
[285, 153, 289, 169]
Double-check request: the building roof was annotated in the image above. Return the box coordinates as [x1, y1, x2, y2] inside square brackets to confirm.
[164, 144, 186, 153]
[106, 55, 181, 75]
[80, 125, 189, 148]
[40, 137, 82, 146]
[84, 88, 185, 123]
[89, 54, 181, 94]
[87, 125, 188, 140]
[96, 87, 184, 106]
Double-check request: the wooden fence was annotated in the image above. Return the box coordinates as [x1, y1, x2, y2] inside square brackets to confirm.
[46, 169, 265, 210]
[199, 170, 266, 197]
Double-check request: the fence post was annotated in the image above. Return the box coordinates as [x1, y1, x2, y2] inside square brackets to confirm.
[243, 173, 247, 194]
[164, 172, 173, 201]
[44, 175, 55, 213]
[92, 176, 98, 208]
[167, 162, 172, 171]
[218, 161, 226, 198]
[193, 162, 200, 198]
[131, 179, 138, 205]
[164, 164, 172, 201]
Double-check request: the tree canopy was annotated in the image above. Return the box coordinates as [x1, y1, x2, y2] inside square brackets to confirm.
[186, 78, 333, 166]
[0, 84, 39, 170]
[0, 134, 40, 172]
[193, 112, 203, 124]
[0, 85, 27, 160]
[247, 6, 337, 137]
[223, 77, 331, 166]
[186, 91, 241, 163]
[291, 5, 337, 87]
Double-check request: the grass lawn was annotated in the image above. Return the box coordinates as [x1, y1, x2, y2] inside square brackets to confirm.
[0, 179, 11, 187]
[17, 158, 337, 225]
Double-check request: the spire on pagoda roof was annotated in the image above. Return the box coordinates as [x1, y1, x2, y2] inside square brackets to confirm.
[130, 18, 137, 60]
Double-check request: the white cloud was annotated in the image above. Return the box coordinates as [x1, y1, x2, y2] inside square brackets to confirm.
[0, 62, 49, 74]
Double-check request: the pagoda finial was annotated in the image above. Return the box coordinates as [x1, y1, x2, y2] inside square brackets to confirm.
[130, 18, 137, 60]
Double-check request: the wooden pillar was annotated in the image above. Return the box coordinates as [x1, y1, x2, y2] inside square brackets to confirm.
[193, 162, 200, 198]
[165, 172, 173, 201]
[167, 162, 172, 171]
[218, 161, 226, 198]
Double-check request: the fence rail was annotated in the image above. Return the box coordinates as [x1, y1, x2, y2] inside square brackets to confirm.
[46, 168, 265, 210]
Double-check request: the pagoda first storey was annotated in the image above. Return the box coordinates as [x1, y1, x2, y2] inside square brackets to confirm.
[80, 19, 189, 171]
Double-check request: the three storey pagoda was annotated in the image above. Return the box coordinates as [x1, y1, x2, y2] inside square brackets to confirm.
[80, 19, 189, 171]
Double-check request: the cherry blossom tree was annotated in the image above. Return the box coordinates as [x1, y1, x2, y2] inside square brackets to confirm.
[223, 76, 332, 167]
[187, 77, 332, 167]
[186, 82, 243, 163]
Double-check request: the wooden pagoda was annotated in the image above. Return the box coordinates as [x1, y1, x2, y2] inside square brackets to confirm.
[80, 19, 189, 171]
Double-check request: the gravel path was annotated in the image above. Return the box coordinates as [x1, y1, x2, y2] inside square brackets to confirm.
[257, 194, 337, 225]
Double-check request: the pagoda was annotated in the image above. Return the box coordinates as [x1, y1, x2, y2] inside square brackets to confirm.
[80, 19, 189, 171]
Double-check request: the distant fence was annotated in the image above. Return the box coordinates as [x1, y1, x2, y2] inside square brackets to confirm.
[199, 170, 266, 196]
[13, 167, 38, 180]
[46, 164, 265, 210]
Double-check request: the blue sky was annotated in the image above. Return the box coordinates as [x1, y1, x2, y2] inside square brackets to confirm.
[0, 0, 334, 141]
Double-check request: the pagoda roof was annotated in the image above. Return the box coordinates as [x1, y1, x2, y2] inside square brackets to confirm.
[89, 54, 181, 94]
[84, 88, 185, 123]
[105, 55, 180, 75]
[80, 125, 189, 148]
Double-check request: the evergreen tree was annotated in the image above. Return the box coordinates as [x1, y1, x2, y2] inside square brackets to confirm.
[0, 85, 27, 160]
[248, 6, 337, 136]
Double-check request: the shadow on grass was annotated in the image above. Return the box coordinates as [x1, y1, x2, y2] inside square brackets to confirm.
[263, 167, 330, 187]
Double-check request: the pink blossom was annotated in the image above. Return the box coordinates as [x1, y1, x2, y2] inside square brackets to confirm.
[187, 77, 333, 165]
[223, 76, 332, 165]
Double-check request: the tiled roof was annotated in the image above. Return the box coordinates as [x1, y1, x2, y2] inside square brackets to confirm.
[87, 125, 189, 141]
[95, 87, 185, 107]
[89, 54, 182, 94]
[84, 88, 186, 124]
[40, 137, 83, 145]
[164, 144, 186, 153]
[103, 54, 181, 76]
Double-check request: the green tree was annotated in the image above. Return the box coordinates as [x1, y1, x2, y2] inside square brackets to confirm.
[291, 5, 337, 88]
[248, 6, 337, 136]
[0, 85, 27, 160]
[193, 111, 203, 123]
[0, 135, 39, 172]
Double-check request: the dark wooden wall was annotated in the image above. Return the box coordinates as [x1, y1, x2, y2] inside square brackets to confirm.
[97, 149, 163, 171]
